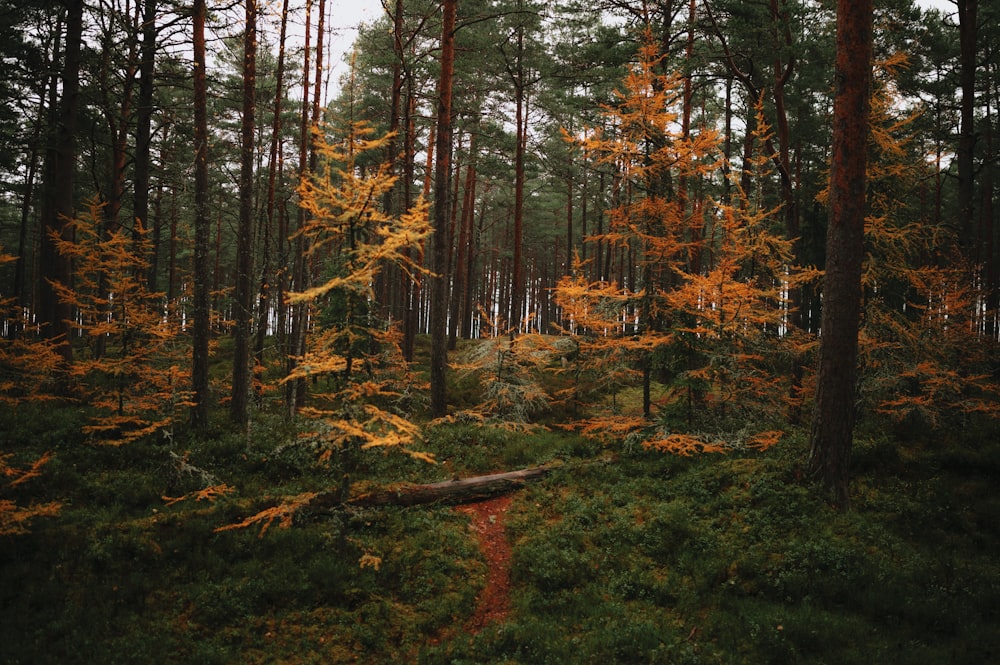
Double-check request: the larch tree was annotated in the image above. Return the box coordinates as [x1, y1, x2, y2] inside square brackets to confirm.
[224, 121, 433, 529]
[0, 450, 61, 536]
[858, 54, 999, 430]
[808, 0, 873, 509]
[48, 199, 190, 444]
[556, 32, 715, 449]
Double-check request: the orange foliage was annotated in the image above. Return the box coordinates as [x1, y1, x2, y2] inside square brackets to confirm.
[162, 483, 234, 507]
[213, 120, 433, 537]
[48, 198, 191, 444]
[644, 433, 726, 456]
[1, 451, 61, 536]
[214, 491, 318, 538]
[852, 57, 999, 429]
[556, 38, 799, 451]
[0, 249, 65, 405]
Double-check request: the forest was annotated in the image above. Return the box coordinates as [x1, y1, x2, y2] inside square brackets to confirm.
[1, 0, 998, 662]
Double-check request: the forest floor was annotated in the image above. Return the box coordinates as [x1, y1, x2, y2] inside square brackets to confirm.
[2, 402, 1000, 664]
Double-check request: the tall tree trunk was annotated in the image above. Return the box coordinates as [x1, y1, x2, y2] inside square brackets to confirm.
[254, 0, 290, 398]
[509, 15, 526, 334]
[430, 0, 457, 418]
[808, 0, 873, 509]
[99, 4, 138, 235]
[135, 0, 157, 282]
[956, 0, 978, 255]
[191, 0, 212, 427]
[983, 58, 997, 339]
[402, 83, 422, 360]
[449, 128, 477, 350]
[37, 0, 83, 365]
[286, 0, 312, 414]
[231, 0, 257, 426]
[14, 77, 51, 331]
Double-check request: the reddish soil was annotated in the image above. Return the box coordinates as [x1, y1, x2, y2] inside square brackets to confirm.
[455, 494, 514, 633]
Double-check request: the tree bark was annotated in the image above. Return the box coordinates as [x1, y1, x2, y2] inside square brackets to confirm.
[510, 16, 526, 334]
[136, 0, 157, 288]
[956, 0, 978, 254]
[231, 0, 257, 426]
[350, 466, 554, 507]
[254, 0, 289, 399]
[190, 0, 212, 427]
[286, 0, 312, 415]
[430, 0, 458, 418]
[807, 0, 873, 509]
[37, 0, 83, 364]
[450, 127, 477, 350]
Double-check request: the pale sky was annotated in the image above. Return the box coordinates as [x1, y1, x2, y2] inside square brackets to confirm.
[320, 0, 959, 98]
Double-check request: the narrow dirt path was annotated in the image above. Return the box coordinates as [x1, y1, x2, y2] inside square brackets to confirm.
[455, 494, 513, 633]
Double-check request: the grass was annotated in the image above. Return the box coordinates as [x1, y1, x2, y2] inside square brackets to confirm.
[2, 396, 999, 663]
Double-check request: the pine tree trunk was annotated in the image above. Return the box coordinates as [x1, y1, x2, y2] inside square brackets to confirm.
[254, 0, 289, 394]
[135, 0, 156, 285]
[14, 75, 50, 328]
[286, 0, 312, 415]
[808, 0, 873, 509]
[191, 0, 211, 427]
[231, 0, 257, 426]
[983, 70, 997, 340]
[449, 130, 477, 350]
[510, 16, 527, 334]
[37, 0, 83, 365]
[430, 0, 457, 418]
[957, 0, 978, 255]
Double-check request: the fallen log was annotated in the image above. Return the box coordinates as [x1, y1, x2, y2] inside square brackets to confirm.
[217, 458, 613, 533]
[347, 463, 559, 507]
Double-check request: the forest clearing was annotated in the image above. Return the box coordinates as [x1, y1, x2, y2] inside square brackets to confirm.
[2, 0, 999, 661]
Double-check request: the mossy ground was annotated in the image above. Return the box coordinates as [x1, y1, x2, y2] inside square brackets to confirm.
[2, 398, 998, 664]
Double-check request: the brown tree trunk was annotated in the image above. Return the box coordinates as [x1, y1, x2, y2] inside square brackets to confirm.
[286, 0, 312, 415]
[430, 0, 457, 418]
[450, 128, 477, 350]
[231, 0, 257, 426]
[509, 13, 527, 334]
[14, 68, 51, 330]
[37, 0, 83, 365]
[254, 0, 289, 397]
[957, 0, 978, 255]
[983, 60, 997, 339]
[191, 0, 211, 427]
[136, 0, 158, 289]
[808, 0, 873, 509]
[352, 465, 555, 507]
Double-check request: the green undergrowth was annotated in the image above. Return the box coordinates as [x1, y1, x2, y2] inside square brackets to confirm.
[421, 426, 1000, 664]
[2, 400, 999, 663]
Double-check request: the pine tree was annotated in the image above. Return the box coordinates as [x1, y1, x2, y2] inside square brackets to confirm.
[808, 0, 874, 508]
